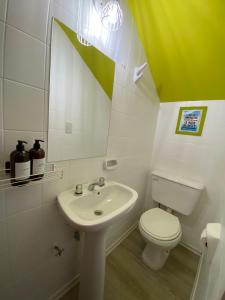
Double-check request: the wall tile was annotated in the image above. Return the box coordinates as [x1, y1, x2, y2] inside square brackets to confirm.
[0, 78, 3, 129]
[7, 207, 49, 280]
[0, 0, 7, 22]
[0, 129, 3, 167]
[41, 202, 74, 245]
[5, 185, 42, 216]
[46, 0, 53, 45]
[54, 0, 76, 14]
[44, 45, 50, 90]
[0, 286, 15, 300]
[4, 25, 46, 89]
[0, 191, 5, 220]
[0, 220, 8, 254]
[42, 161, 70, 205]
[11, 238, 79, 300]
[52, 2, 76, 33]
[7, 0, 50, 42]
[68, 157, 105, 187]
[0, 251, 12, 289]
[0, 21, 4, 77]
[43, 91, 49, 132]
[4, 79, 45, 131]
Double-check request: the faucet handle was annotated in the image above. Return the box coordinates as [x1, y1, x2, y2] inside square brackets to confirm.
[75, 184, 83, 195]
[98, 177, 105, 187]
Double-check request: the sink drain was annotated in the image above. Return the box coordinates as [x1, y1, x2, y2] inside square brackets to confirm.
[94, 210, 103, 216]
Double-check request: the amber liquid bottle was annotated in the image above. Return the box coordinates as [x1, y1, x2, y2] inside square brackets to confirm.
[10, 140, 30, 186]
[30, 139, 45, 180]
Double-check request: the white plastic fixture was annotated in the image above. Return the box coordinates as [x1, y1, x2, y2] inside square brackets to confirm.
[133, 62, 148, 83]
[200, 223, 221, 261]
[104, 158, 118, 170]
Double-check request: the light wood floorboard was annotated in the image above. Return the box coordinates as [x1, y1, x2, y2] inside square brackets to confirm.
[61, 229, 199, 300]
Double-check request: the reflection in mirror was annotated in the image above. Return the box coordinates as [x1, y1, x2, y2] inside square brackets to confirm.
[48, 19, 115, 162]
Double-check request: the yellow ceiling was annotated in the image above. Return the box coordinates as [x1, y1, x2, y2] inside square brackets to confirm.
[128, 0, 225, 102]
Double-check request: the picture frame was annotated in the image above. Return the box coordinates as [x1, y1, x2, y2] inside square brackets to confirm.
[175, 106, 208, 136]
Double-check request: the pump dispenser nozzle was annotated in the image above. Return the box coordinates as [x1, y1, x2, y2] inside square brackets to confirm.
[33, 139, 44, 150]
[16, 140, 27, 151]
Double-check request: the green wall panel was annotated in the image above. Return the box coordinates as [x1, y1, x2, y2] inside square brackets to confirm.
[56, 19, 115, 100]
[128, 0, 225, 102]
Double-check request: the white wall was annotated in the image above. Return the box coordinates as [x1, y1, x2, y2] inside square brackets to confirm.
[0, 0, 160, 299]
[152, 100, 225, 251]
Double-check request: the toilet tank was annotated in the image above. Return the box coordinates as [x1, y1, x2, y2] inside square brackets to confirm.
[152, 170, 204, 215]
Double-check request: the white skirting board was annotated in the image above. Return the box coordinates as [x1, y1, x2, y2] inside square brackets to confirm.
[180, 241, 201, 256]
[190, 253, 204, 300]
[49, 222, 138, 300]
[179, 241, 202, 300]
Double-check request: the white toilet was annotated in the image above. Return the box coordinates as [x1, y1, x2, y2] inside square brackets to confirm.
[139, 170, 204, 270]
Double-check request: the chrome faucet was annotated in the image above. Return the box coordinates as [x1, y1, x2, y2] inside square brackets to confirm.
[88, 177, 105, 191]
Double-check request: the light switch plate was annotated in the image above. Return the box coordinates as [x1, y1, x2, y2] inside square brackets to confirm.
[65, 122, 73, 134]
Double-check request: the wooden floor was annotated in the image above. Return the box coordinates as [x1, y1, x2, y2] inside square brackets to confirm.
[62, 229, 199, 300]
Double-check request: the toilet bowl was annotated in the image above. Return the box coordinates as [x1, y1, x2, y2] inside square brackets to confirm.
[139, 170, 203, 270]
[139, 208, 182, 270]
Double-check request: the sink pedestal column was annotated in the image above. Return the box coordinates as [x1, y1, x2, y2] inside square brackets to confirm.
[79, 229, 106, 300]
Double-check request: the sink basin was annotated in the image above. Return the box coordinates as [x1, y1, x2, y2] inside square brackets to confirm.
[57, 180, 138, 300]
[57, 181, 138, 232]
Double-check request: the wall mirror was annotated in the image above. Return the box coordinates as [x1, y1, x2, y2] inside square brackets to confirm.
[48, 19, 115, 162]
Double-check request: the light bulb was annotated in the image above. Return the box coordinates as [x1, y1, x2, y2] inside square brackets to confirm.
[101, 0, 123, 32]
[76, 33, 92, 47]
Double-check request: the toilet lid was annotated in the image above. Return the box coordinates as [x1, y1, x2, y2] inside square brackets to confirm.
[140, 208, 181, 241]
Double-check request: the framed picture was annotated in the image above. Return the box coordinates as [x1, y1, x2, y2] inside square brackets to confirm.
[175, 106, 208, 136]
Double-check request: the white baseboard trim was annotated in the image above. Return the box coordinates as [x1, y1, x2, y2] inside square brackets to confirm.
[190, 253, 204, 300]
[48, 275, 80, 300]
[49, 222, 138, 300]
[106, 222, 138, 256]
[179, 241, 201, 256]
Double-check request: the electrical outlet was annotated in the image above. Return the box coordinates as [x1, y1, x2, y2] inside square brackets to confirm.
[65, 122, 73, 134]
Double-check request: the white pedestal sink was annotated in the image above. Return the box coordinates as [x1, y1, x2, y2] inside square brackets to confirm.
[57, 181, 138, 300]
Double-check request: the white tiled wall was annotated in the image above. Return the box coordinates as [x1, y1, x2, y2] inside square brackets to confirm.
[4, 25, 46, 88]
[152, 101, 225, 251]
[0, 0, 160, 299]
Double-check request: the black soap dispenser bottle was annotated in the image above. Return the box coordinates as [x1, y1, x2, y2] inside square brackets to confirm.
[10, 140, 30, 186]
[30, 139, 45, 180]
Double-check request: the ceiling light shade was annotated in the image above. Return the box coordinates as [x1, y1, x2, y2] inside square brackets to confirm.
[93, 0, 123, 32]
[76, 33, 92, 46]
[77, 0, 92, 46]
[101, 0, 123, 31]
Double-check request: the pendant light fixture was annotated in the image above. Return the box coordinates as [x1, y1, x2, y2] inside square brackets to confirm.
[93, 0, 123, 32]
[77, 0, 92, 46]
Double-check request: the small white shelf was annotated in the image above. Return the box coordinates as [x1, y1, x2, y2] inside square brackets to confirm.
[0, 164, 63, 191]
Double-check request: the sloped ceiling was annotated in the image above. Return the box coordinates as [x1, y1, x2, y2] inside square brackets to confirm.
[128, 0, 225, 102]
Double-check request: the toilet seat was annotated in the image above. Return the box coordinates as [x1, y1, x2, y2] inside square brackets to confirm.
[139, 208, 181, 241]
